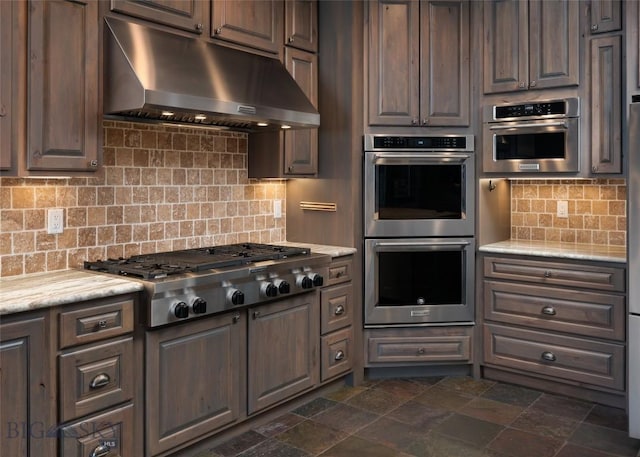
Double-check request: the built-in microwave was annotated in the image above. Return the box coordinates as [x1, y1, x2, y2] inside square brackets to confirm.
[483, 98, 580, 173]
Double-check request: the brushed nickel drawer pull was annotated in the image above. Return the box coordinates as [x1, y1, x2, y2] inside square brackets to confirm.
[417, 347, 426, 355]
[97, 320, 108, 329]
[541, 351, 556, 362]
[89, 373, 111, 389]
[541, 306, 556, 316]
[334, 305, 345, 315]
[543, 271, 552, 278]
[90, 444, 111, 457]
[334, 350, 345, 361]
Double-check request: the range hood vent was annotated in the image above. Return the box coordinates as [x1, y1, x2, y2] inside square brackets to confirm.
[103, 18, 320, 131]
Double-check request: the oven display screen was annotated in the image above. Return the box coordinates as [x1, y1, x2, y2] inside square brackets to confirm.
[376, 164, 463, 220]
[377, 251, 463, 305]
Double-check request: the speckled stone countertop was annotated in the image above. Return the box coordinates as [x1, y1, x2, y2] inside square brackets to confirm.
[0, 269, 144, 316]
[280, 241, 357, 258]
[479, 240, 627, 263]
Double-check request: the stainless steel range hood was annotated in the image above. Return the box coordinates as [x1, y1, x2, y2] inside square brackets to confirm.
[103, 18, 319, 131]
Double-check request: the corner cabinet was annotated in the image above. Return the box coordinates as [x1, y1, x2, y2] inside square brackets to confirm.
[483, 0, 579, 94]
[27, 0, 101, 174]
[481, 255, 627, 407]
[0, 312, 55, 457]
[368, 0, 470, 127]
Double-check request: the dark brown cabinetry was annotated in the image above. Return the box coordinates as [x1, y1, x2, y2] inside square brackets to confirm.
[482, 255, 627, 407]
[483, 0, 579, 94]
[146, 312, 245, 456]
[368, 0, 470, 127]
[285, 0, 318, 53]
[248, 293, 319, 414]
[0, 312, 55, 457]
[109, 0, 207, 34]
[211, 0, 283, 56]
[590, 0, 621, 34]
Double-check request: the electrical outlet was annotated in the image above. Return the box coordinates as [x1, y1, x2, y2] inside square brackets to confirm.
[273, 200, 282, 219]
[557, 200, 568, 218]
[47, 208, 64, 234]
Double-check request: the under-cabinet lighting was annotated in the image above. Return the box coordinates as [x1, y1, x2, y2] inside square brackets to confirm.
[161, 111, 174, 117]
[257, 122, 269, 127]
[194, 114, 207, 121]
[281, 125, 291, 130]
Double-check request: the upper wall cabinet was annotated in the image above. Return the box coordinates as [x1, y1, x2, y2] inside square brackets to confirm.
[211, 0, 284, 56]
[368, 0, 470, 127]
[109, 0, 207, 34]
[590, 0, 621, 34]
[483, 0, 579, 94]
[27, 0, 100, 174]
[285, 0, 317, 53]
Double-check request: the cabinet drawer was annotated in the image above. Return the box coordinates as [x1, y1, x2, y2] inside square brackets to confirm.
[484, 280, 626, 341]
[326, 257, 353, 286]
[321, 327, 353, 381]
[484, 257, 625, 292]
[321, 283, 353, 334]
[484, 324, 624, 391]
[367, 327, 472, 365]
[59, 338, 134, 422]
[59, 296, 135, 349]
[60, 403, 134, 457]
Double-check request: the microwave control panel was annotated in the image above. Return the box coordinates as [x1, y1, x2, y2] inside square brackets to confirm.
[495, 101, 566, 119]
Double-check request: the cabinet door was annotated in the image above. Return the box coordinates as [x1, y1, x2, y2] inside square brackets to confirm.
[109, 0, 206, 34]
[211, 0, 283, 55]
[27, 0, 99, 172]
[0, 0, 20, 172]
[420, 0, 469, 126]
[483, 0, 528, 94]
[284, 48, 317, 176]
[146, 313, 245, 456]
[285, 0, 317, 53]
[528, 0, 579, 90]
[248, 293, 319, 414]
[591, 35, 622, 174]
[1, 313, 55, 457]
[368, 0, 420, 125]
[590, 0, 621, 34]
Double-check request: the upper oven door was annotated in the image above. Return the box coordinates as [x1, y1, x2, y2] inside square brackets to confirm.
[483, 117, 580, 173]
[364, 151, 475, 237]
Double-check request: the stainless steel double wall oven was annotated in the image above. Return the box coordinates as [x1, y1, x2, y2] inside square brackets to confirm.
[364, 134, 475, 326]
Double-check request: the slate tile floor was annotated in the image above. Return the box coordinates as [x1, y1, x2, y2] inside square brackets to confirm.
[194, 376, 640, 457]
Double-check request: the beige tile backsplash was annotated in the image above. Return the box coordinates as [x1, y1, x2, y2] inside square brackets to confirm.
[510, 179, 627, 247]
[0, 121, 286, 277]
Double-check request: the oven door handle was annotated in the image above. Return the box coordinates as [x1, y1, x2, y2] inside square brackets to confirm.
[488, 121, 568, 130]
[371, 153, 472, 164]
[373, 240, 470, 252]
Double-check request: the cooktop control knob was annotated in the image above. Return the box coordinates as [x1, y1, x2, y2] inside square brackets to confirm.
[191, 297, 207, 314]
[309, 272, 324, 287]
[297, 275, 313, 289]
[227, 289, 245, 306]
[261, 282, 278, 298]
[274, 279, 290, 294]
[173, 301, 189, 319]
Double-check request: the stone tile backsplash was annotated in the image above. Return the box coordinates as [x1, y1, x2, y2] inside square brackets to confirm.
[510, 179, 627, 246]
[0, 121, 286, 277]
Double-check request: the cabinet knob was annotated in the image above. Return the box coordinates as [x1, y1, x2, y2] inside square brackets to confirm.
[591, 24, 599, 31]
[215, 27, 222, 35]
[90, 444, 111, 457]
[90, 160, 98, 168]
[288, 165, 294, 172]
[411, 119, 418, 125]
[334, 304, 345, 315]
[334, 350, 345, 361]
[288, 36, 294, 43]
[422, 119, 428, 125]
[97, 319, 108, 329]
[518, 81, 526, 89]
[232, 313, 241, 323]
[417, 347, 426, 355]
[543, 270, 552, 278]
[0, 104, 6, 117]
[541, 351, 556, 362]
[195, 23, 203, 32]
[253, 311, 261, 319]
[592, 165, 598, 173]
[529, 80, 537, 88]
[89, 373, 111, 389]
[541, 306, 556, 316]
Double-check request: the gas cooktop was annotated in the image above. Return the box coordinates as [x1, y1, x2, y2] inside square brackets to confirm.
[84, 242, 310, 279]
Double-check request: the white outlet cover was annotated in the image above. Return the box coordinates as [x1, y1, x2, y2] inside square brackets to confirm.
[273, 200, 282, 219]
[557, 200, 568, 218]
[47, 208, 64, 234]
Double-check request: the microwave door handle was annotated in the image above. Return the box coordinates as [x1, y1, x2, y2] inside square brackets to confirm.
[374, 240, 470, 252]
[489, 121, 568, 130]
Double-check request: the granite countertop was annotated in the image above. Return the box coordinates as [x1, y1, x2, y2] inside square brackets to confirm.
[479, 240, 627, 263]
[281, 241, 358, 258]
[0, 269, 144, 316]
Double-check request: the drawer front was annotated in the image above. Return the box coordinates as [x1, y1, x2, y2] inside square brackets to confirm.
[321, 327, 353, 381]
[59, 338, 134, 422]
[60, 404, 133, 457]
[367, 329, 472, 364]
[484, 280, 626, 341]
[321, 283, 353, 334]
[59, 296, 135, 349]
[326, 257, 353, 286]
[484, 256, 625, 292]
[484, 324, 624, 390]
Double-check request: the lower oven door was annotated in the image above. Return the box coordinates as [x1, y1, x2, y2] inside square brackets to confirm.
[365, 237, 475, 326]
